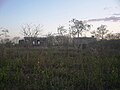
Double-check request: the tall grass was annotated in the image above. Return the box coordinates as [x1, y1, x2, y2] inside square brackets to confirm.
[0, 45, 120, 90]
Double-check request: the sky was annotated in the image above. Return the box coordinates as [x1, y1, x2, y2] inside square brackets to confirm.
[0, 0, 120, 37]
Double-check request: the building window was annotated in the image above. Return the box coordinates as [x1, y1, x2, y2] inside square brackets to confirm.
[37, 41, 40, 45]
[33, 41, 35, 45]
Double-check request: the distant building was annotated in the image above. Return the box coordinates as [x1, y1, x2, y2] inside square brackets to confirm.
[73, 36, 97, 49]
[19, 36, 96, 48]
[19, 37, 47, 47]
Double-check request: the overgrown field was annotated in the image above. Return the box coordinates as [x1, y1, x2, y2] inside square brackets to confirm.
[0, 41, 120, 90]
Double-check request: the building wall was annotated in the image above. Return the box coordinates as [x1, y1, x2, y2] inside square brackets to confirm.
[73, 37, 97, 49]
[19, 37, 97, 48]
[19, 37, 47, 47]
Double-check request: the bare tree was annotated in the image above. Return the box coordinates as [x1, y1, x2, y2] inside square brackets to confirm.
[91, 25, 109, 40]
[21, 24, 43, 37]
[70, 19, 91, 37]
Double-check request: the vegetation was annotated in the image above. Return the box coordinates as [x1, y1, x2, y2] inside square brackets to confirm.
[0, 40, 120, 90]
[21, 24, 43, 37]
[0, 19, 120, 90]
[91, 25, 109, 40]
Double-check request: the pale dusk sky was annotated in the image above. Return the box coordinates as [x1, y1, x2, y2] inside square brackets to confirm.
[0, 0, 120, 37]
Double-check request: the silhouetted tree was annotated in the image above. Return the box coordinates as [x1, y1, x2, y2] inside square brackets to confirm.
[21, 24, 43, 37]
[91, 25, 109, 40]
[70, 19, 91, 37]
[105, 33, 120, 40]
[115, 33, 120, 39]
[0, 27, 10, 44]
[56, 26, 71, 47]
[57, 26, 67, 36]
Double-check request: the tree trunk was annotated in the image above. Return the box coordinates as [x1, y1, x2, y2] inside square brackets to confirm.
[77, 29, 79, 38]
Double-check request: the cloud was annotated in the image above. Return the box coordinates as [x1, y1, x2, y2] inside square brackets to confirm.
[87, 16, 120, 22]
[103, 6, 119, 10]
[112, 13, 120, 16]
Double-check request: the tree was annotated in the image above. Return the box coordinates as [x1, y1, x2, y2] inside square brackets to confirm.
[91, 25, 109, 40]
[105, 33, 120, 40]
[12, 37, 20, 44]
[0, 27, 9, 38]
[57, 26, 67, 36]
[70, 19, 91, 37]
[0, 27, 10, 44]
[105, 33, 115, 40]
[21, 24, 43, 47]
[115, 33, 120, 39]
[21, 24, 43, 37]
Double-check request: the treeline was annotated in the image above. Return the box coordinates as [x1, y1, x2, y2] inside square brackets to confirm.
[0, 19, 120, 46]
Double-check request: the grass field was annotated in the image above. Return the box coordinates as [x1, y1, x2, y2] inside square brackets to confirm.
[0, 42, 120, 90]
